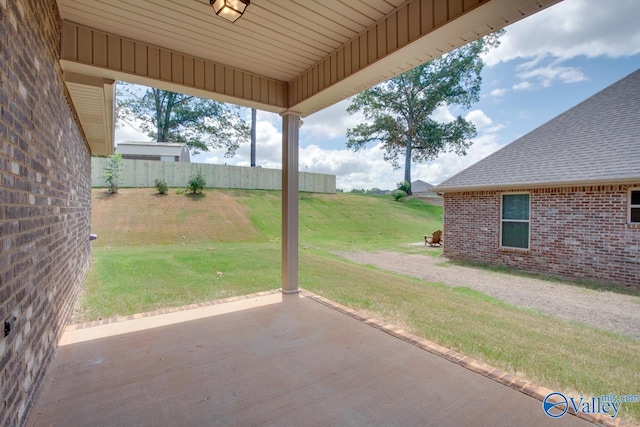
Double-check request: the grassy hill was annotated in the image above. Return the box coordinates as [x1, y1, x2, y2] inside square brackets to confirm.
[85, 188, 443, 319]
[91, 188, 443, 250]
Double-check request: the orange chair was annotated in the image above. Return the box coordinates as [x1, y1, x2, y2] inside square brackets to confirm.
[424, 230, 442, 247]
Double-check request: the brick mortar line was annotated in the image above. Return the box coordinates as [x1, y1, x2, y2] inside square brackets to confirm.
[300, 289, 634, 427]
[65, 289, 282, 330]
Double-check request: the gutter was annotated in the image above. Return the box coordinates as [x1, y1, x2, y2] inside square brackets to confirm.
[431, 177, 640, 195]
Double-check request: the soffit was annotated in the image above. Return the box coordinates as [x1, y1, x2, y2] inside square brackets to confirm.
[64, 72, 114, 156]
[56, 0, 407, 83]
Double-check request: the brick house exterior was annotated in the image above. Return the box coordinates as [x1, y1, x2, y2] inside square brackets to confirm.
[0, 1, 92, 425]
[433, 70, 640, 289]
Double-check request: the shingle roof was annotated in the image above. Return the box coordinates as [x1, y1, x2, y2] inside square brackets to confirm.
[412, 180, 434, 192]
[434, 68, 640, 192]
[115, 142, 188, 157]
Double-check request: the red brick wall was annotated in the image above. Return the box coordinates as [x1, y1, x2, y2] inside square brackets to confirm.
[443, 185, 640, 289]
[0, 0, 92, 425]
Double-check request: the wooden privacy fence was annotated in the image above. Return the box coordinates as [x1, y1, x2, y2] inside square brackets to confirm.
[91, 158, 336, 193]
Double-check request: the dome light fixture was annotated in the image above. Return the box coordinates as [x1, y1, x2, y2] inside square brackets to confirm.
[210, 0, 250, 23]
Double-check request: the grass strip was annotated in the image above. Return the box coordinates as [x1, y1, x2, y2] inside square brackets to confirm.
[79, 244, 279, 320]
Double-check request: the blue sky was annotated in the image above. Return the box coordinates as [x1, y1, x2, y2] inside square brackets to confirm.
[116, 0, 640, 191]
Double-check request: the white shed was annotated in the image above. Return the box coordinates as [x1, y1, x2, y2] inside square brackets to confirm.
[115, 142, 191, 162]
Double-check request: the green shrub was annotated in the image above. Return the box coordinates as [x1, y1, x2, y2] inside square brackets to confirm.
[187, 169, 206, 194]
[104, 154, 123, 194]
[397, 181, 411, 193]
[154, 178, 168, 195]
[391, 189, 406, 201]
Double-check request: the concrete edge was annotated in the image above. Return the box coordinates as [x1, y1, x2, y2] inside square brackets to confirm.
[66, 289, 282, 331]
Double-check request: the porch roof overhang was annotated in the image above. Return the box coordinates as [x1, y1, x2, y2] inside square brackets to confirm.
[56, 0, 562, 156]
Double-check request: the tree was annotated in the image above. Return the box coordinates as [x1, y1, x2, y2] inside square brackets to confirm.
[346, 31, 503, 194]
[103, 153, 123, 194]
[116, 83, 250, 156]
[250, 108, 257, 167]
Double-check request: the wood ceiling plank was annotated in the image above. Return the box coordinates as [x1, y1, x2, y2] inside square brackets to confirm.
[256, 0, 354, 45]
[320, 0, 378, 27]
[60, 2, 312, 80]
[62, 15, 305, 81]
[289, 0, 364, 37]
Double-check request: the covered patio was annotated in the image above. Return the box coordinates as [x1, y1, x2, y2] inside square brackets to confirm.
[26, 291, 593, 426]
[3, 0, 591, 425]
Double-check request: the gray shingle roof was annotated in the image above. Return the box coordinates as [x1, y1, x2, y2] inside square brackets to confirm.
[434, 68, 640, 192]
[412, 180, 434, 192]
[115, 142, 188, 157]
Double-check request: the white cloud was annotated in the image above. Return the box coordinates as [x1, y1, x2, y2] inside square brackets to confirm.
[490, 88, 507, 97]
[516, 63, 587, 87]
[199, 118, 282, 168]
[512, 81, 533, 91]
[413, 134, 503, 185]
[430, 104, 456, 123]
[301, 99, 363, 141]
[465, 110, 492, 129]
[115, 121, 148, 143]
[300, 143, 401, 190]
[485, 0, 640, 67]
[465, 109, 505, 134]
[482, 0, 640, 92]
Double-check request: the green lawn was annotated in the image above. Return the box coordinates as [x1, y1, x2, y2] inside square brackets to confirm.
[83, 188, 640, 423]
[82, 243, 280, 319]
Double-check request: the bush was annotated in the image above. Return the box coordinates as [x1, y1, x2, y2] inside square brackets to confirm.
[187, 169, 206, 194]
[397, 181, 411, 193]
[104, 154, 123, 194]
[391, 189, 407, 202]
[154, 178, 168, 195]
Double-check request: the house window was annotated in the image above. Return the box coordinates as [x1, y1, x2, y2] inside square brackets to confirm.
[630, 189, 640, 224]
[501, 193, 530, 249]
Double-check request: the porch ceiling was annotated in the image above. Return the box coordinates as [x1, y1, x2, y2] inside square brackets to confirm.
[56, 0, 562, 155]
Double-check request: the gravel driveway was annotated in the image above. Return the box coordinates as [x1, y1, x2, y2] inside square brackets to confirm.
[335, 250, 640, 340]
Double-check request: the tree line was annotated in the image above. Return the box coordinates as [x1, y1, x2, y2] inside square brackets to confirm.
[116, 30, 503, 193]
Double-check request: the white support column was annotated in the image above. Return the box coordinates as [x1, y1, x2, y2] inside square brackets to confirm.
[281, 111, 301, 294]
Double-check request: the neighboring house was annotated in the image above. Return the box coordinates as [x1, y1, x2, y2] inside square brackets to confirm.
[411, 179, 435, 196]
[432, 69, 640, 289]
[115, 141, 191, 162]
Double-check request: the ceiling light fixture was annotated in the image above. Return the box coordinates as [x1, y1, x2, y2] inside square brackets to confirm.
[210, 0, 250, 23]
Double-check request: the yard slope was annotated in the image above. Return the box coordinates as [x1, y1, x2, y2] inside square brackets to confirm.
[91, 188, 443, 249]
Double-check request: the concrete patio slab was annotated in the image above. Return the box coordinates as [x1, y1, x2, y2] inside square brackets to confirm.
[26, 292, 594, 426]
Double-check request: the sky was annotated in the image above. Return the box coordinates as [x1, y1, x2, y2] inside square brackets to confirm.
[115, 0, 640, 191]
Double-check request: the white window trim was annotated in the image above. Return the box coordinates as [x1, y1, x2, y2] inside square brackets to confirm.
[629, 187, 640, 224]
[500, 192, 531, 250]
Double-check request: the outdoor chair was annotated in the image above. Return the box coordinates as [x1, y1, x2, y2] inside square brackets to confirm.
[425, 230, 443, 247]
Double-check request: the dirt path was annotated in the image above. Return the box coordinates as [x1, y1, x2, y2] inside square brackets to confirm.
[335, 251, 640, 340]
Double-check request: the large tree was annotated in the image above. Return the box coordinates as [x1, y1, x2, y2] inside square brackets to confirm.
[116, 83, 250, 156]
[346, 31, 503, 194]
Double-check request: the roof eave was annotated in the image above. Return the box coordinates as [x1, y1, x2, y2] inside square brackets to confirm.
[432, 177, 640, 194]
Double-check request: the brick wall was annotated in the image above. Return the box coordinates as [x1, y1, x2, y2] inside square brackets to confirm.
[0, 0, 92, 425]
[443, 184, 640, 289]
